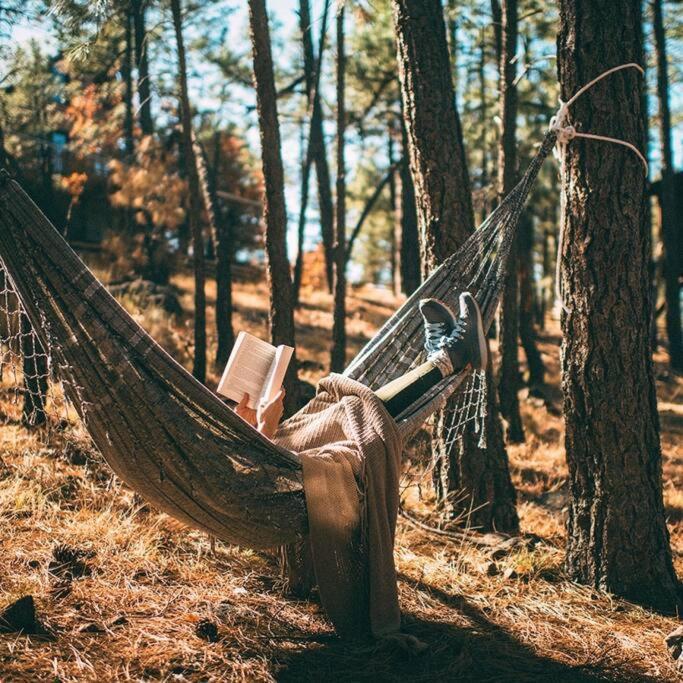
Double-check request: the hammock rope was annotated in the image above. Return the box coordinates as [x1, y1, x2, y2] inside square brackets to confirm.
[0, 128, 556, 547]
[549, 62, 648, 313]
[0, 61, 649, 553]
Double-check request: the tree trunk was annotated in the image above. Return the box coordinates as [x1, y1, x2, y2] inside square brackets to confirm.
[132, 0, 153, 136]
[399, 118, 420, 296]
[123, 7, 135, 156]
[388, 128, 400, 296]
[477, 36, 489, 221]
[392, 0, 518, 533]
[330, 5, 347, 373]
[557, 0, 680, 611]
[248, 0, 299, 414]
[496, 0, 524, 444]
[293, 116, 309, 305]
[194, 132, 235, 370]
[518, 212, 545, 387]
[653, 0, 682, 372]
[171, 0, 206, 383]
[298, 0, 334, 294]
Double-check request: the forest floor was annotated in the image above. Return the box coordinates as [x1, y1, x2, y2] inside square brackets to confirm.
[0, 269, 681, 682]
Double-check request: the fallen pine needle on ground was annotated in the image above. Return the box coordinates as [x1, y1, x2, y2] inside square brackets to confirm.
[0, 277, 681, 682]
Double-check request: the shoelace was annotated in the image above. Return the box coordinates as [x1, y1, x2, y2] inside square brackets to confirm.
[424, 321, 447, 352]
[438, 318, 467, 349]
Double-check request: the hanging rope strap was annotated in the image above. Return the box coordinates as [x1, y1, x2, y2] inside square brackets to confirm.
[549, 62, 648, 313]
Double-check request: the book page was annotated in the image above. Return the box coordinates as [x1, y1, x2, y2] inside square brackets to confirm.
[217, 331, 277, 409]
[260, 344, 294, 405]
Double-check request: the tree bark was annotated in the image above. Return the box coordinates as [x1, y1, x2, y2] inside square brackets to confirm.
[388, 129, 400, 296]
[496, 0, 524, 444]
[298, 0, 334, 294]
[399, 118, 420, 296]
[557, 0, 680, 611]
[194, 132, 235, 370]
[248, 0, 299, 414]
[518, 211, 545, 387]
[330, 5, 347, 373]
[123, 6, 135, 156]
[653, 0, 682, 372]
[132, 0, 153, 136]
[392, 0, 518, 533]
[171, 0, 206, 383]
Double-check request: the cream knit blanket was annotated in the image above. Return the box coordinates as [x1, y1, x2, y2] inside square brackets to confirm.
[274, 373, 403, 638]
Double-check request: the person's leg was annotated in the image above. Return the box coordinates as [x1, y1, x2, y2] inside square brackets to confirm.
[375, 292, 488, 419]
[375, 360, 444, 417]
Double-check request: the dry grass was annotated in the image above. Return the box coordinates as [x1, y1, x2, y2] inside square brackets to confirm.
[1, 275, 681, 681]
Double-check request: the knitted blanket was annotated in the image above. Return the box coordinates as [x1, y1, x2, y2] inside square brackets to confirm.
[274, 373, 403, 638]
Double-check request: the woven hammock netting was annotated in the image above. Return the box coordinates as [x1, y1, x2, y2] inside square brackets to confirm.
[0, 131, 556, 549]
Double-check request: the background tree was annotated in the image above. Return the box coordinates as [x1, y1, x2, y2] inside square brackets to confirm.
[247, 0, 298, 413]
[330, 3, 347, 373]
[391, 0, 518, 533]
[496, 0, 525, 443]
[652, 0, 682, 373]
[557, 0, 680, 611]
[171, 0, 206, 383]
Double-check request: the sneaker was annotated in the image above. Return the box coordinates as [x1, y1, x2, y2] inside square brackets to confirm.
[419, 298, 457, 354]
[429, 292, 488, 374]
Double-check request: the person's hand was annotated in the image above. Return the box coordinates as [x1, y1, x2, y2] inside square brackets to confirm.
[234, 393, 257, 427]
[257, 389, 285, 439]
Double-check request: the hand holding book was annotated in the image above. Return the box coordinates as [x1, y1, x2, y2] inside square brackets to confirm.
[234, 389, 285, 439]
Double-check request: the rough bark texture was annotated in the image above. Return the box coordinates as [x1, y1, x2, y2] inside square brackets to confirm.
[171, 0, 207, 383]
[496, 0, 524, 444]
[330, 5, 347, 373]
[392, 0, 518, 533]
[132, 0, 153, 136]
[557, 0, 680, 611]
[391, 0, 473, 275]
[248, 0, 299, 414]
[653, 0, 682, 372]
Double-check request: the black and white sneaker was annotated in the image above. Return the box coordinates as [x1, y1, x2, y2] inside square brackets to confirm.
[419, 298, 457, 355]
[427, 292, 488, 375]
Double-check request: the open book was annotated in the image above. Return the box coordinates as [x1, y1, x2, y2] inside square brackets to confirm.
[217, 331, 294, 410]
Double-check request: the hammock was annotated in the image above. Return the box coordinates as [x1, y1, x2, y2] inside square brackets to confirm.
[0, 131, 556, 549]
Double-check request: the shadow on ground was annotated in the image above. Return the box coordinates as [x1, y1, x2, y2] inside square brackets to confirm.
[273, 577, 626, 683]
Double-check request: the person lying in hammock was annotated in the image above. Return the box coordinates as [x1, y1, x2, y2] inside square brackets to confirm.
[235, 291, 487, 439]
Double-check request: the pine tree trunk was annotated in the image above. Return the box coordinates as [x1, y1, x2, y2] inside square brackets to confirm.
[298, 0, 334, 294]
[293, 117, 309, 305]
[399, 118, 420, 296]
[193, 132, 235, 370]
[132, 0, 153, 136]
[518, 212, 545, 387]
[248, 0, 299, 414]
[123, 7, 135, 156]
[171, 0, 206, 383]
[557, 0, 680, 611]
[392, 0, 518, 533]
[330, 5, 347, 373]
[496, 0, 524, 444]
[653, 0, 682, 372]
[388, 129, 400, 297]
